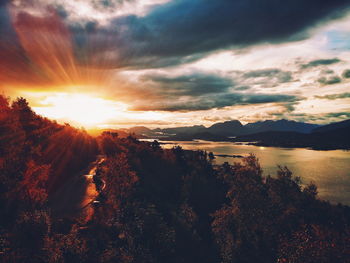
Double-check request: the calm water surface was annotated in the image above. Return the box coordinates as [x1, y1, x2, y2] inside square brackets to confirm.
[158, 140, 350, 205]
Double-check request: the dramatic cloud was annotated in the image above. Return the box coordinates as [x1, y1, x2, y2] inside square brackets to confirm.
[66, 0, 350, 68]
[318, 75, 342, 85]
[130, 92, 301, 112]
[139, 73, 233, 96]
[243, 69, 292, 81]
[241, 69, 293, 87]
[315, 92, 350, 100]
[234, 86, 251, 91]
[300, 58, 341, 68]
[1, 0, 350, 126]
[342, 69, 350, 78]
[117, 71, 303, 112]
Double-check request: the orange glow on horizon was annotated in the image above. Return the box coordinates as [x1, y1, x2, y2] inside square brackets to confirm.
[32, 93, 128, 127]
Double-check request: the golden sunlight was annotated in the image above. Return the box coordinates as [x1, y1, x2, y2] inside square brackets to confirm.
[33, 93, 127, 127]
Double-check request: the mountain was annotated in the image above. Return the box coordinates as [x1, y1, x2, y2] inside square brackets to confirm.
[207, 120, 244, 136]
[156, 125, 206, 135]
[126, 126, 155, 137]
[312, 119, 350, 133]
[234, 123, 350, 150]
[155, 119, 319, 138]
[112, 119, 348, 150]
[243, 119, 320, 134]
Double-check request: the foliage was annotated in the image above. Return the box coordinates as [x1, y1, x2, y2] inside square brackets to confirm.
[0, 95, 349, 262]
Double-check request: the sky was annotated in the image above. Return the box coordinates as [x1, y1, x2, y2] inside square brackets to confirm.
[1, 0, 350, 128]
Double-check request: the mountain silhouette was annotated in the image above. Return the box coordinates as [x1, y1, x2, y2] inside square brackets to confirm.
[123, 119, 321, 137]
[234, 119, 350, 150]
[207, 120, 243, 136]
[243, 119, 319, 134]
[106, 118, 349, 149]
[312, 119, 350, 133]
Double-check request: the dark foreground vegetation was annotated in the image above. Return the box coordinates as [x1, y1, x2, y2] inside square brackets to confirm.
[0, 95, 349, 262]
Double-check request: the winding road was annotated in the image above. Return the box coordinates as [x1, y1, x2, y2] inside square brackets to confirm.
[49, 156, 106, 221]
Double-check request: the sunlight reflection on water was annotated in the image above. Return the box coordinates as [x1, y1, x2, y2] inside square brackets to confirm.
[159, 140, 350, 205]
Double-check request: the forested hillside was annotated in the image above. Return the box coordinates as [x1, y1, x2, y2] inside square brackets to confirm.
[0, 95, 349, 262]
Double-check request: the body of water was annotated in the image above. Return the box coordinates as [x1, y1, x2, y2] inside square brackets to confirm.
[157, 140, 350, 205]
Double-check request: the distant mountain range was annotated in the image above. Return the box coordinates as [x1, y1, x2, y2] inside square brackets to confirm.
[119, 119, 320, 137]
[105, 119, 350, 150]
[243, 119, 319, 134]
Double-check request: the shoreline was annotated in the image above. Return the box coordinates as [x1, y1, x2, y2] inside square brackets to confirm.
[141, 138, 350, 151]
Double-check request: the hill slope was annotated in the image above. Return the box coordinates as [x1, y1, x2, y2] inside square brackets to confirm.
[234, 123, 350, 150]
[244, 119, 320, 134]
[313, 119, 350, 133]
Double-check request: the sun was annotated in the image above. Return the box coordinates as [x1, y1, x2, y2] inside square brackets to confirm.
[33, 93, 127, 127]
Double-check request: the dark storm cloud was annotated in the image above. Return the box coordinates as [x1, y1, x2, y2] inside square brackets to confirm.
[300, 58, 342, 69]
[1, 0, 349, 116]
[119, 70, 304, 112]
[140, 73, 233, 96]
[2, 0, 350, 69]
[70, 0, 350, 68]
[227, 69, 294, 89]
[243, 69, 293, 83]
[315, 92, 350, 100]
[317, 75, 342, 85]
[234, 86, 251, 91]
[342, 69, 350, 78]
[131, 92, 301, 111]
